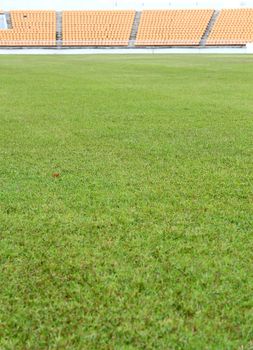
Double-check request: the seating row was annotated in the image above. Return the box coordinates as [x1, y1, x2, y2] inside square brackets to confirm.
[0, 9, 253, 47]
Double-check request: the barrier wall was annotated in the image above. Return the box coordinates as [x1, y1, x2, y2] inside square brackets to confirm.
[0, 46, 250, 54]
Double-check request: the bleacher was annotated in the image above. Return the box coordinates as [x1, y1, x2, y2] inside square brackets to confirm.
[62, 10, 135, 46]
[136, 9, 214, 46]
[0, 10, 56, 46]
[207, 9, 253, 46]
[0, 8, 253, 48]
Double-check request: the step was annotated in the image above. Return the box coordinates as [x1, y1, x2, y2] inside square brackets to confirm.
[200, 10, 220, 46]
[129, 11, 142, 47]
[56, 11, 62, 46]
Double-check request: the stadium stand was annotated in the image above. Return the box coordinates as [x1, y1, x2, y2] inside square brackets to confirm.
[0, 10, 56, 46]
[207, 9, 253, 46]
[62, 10, 135, 46]
[135, 9, 214, 46]
[0, 8, 253, 48]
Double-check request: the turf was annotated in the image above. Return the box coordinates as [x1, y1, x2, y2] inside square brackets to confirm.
[0, 55, 252, 349]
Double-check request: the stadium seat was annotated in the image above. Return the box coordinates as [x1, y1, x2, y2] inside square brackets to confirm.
[207, 9, 253, 46]
[136, 9, 214, 46]
[0, 10, 56, 46]
[62, 10, 135, 46]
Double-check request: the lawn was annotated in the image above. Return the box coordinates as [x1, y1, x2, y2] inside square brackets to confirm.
[0, 55, 252, 349]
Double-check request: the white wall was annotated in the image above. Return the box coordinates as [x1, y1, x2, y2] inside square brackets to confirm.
[2, 0, 253, 10]
[0, 47, 249, 54]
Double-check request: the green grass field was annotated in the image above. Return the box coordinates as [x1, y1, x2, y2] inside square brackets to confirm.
[0, 55, 253, 349]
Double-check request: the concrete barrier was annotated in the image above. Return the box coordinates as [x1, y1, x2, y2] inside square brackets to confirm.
[0, 46, 250, 55]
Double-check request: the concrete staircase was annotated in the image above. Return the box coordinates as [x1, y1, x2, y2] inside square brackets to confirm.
[200, 10, 220, 46]
[56, 11, 62, 46]
[129, 11, 141, 47]
[4, 12, 12, 29]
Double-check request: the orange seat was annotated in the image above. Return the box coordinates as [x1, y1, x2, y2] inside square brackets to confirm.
[207, 9, 253, 46]
[62, 10, 135, 46]
[136, 9, 214, 46]
[0, 10, 56, 46]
